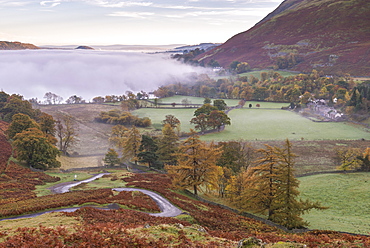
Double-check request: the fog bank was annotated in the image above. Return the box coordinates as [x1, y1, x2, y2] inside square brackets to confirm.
[0, 50, 205, 102]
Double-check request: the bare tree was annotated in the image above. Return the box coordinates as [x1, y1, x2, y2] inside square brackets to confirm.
[55, 113, 79, 155]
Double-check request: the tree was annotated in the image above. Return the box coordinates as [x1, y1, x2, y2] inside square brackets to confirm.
[6, 113, 40, 140]
[37, 113, 57, 145]
[213, 99, 227, 111]
[190, 113, 208, 134]
[55, 113, 79, 155]
[357, 147, 370, 172]
[242, 140, 324, 229]
[137, 135, 160, 168]
[236, 62, 250, 74]
[334, 147, 362, 171]
[13, 128, 61, 170]
[166, 130, 221, 195]
[44, 92, 63, 104]
[203, 98, 211, 104]
[109, 125, 128, 149]
[66, 95, 83, 104]
[208, 110, 231, 132]
[162, 114, 181, 133]
[1, 94, 35, 122]
[214, 166, 233, 198]
[103, 148, 120, 166]
[121, 126, 141, 164]
[217, 141, 255, 174]
[194, 104, 217, 117]
[157, 124, 179, 166]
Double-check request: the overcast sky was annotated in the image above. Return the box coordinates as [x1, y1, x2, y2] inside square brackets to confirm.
[0, 0, 283, 46]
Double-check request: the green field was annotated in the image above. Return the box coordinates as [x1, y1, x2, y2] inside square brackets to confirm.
[202, 108, 370, 141]
[134, 98, 370, 141]
[157, 95, 241, 107]
[238, 70, 299, 79]
[299, 173, 370, 235]
[133, 108, 196, 131]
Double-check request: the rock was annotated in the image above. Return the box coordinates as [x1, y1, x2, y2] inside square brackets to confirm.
[191, 224, 207, 233]
[237, 237, 264, 247]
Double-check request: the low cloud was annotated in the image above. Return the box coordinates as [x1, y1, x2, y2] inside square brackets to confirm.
[0, 50, 206, 102]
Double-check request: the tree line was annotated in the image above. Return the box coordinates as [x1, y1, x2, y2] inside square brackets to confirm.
[0, 91, 78, 170]
[152, 70, 370, 119]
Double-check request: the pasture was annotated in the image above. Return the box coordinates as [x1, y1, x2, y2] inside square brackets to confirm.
[299, 173, 370, 235]
[202, 108, 370, 142]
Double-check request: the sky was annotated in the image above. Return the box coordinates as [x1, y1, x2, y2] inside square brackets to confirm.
[0, 0, 283, 46]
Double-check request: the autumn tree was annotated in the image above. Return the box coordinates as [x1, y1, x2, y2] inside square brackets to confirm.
[103, 148, 120, 166]
[214, 166, 233, 198]
[157, 124, 179, 166]
[6, 113, 40, 140]
[334, 147, 362, 171]
[208, 110, 231, 132]
[217, 141, 255, 174]
[190, 113, 209, 134]
[166, 130, 221, 195]
[109, 125, 128, 149]
[162, 115, 181, 133]
[55, 113, 79, 155]
[357, 147, 370, 172]
[37, 113, 57, 145]
[0, 94, 35, 122]
[241, 140, 324, 229]
[121, 126, 141, 164]
[13, 128, 61, 170]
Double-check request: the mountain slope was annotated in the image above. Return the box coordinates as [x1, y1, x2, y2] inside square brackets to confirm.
[0, 41, 39, 50]
[197, 0, 370, 76]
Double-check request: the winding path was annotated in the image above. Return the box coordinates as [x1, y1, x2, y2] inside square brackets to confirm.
[0, 173, 182, 221]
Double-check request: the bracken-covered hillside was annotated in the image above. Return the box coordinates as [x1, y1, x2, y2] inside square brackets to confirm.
[197, 0, 370, 76]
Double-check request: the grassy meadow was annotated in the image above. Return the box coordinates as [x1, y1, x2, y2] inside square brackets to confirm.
[202, 108, 370, 142]
[135, 96, 370, 141]
[299, 173, 370, 235]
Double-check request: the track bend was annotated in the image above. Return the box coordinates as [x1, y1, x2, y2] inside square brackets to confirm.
[0, 173, 182, 221]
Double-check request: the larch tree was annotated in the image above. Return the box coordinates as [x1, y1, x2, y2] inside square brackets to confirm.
[242, 144, 280, 218]
[121, 126, 141, 164]
[166, 130, 221, 195]
[242, 140, 325, 229]
[109, 125, 128, 149]
[157, 124, 179, 166]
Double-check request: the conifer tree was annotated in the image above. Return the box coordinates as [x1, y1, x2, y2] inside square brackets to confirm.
[157, 124, 179, 166]
[242, 140, 325, 229]
[122, 126, 141, 164]
[166, 130, 221, 195]
[242, 144, 280, 218]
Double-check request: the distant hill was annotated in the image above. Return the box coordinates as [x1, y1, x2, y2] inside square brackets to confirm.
[75, 45, 94, 50]
[197, 0, 370, 76]
[0, 41, 39, 50]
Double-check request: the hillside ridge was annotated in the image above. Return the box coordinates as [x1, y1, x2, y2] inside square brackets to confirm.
[0, 41, 39, 50]
[197, 0, 370, 76]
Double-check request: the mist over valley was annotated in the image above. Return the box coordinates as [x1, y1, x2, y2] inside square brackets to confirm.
[0, 49, 206, 102]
